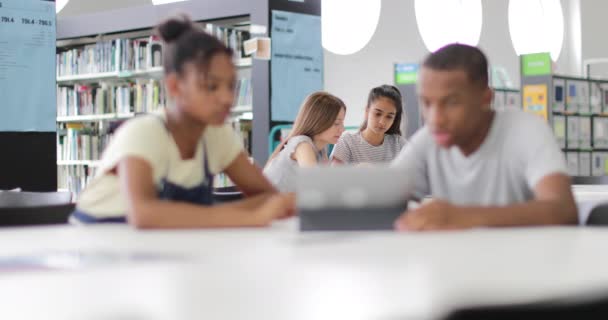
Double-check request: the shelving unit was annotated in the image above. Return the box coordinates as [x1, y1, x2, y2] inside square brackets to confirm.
[54, 0, 321, 195]
[57, 160, 100, 167]
[56, 67, 164, 84]
[56, 14, 256, 196]
[56, 113, 135, 123]
[520, 53, 608, 181]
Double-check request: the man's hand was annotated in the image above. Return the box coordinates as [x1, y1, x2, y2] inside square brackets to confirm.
[394, 200, 479, 231]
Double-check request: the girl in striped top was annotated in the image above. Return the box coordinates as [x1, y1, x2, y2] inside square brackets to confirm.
[331, 85, 407, 165]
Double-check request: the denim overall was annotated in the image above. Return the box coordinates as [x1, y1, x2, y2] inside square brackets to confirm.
[71, 118, 214, 223]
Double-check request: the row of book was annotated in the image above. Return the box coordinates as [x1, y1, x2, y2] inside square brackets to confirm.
[60, 166, 241, 195]
[56, 24, 251, 78]
[57, 124, 110, 162]
[58, 166, 96, 197]
[114, 80, 166, 114]
[204, 23, 251, 60]
[552, 115, 608, 150]
[234, 78, 252, 107]
[230, 118, 252, 155]
[565, 151, 608, 176]
[57, 37, 163, 77]
[57, 80, 166, 117]
[57, 118, 252, 164]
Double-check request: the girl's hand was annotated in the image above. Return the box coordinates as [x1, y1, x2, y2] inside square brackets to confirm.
[252, 193, 296, 226]
[282, 193, 297, 218]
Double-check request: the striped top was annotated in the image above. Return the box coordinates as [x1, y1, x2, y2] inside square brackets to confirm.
[331, 131, 406, 164]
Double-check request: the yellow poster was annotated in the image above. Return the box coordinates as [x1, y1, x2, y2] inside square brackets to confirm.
[523, 84, 548, 121]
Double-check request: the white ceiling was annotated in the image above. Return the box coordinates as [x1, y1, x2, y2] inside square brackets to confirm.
[58, 0, 151, 17]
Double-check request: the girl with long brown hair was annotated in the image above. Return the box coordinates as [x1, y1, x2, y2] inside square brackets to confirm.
[331, 85, 406, 165]
[264, 92, 346, 192]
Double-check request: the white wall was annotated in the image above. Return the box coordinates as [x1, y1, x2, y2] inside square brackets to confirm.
[323, 0, 427, 126]
[325, 0, 584, 126]
[580, 0, 608, 78]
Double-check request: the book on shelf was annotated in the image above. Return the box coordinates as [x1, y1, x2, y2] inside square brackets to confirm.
[234, 77, 252, 108]
[203, 23, 251, 59]
[115, 79, 166, 114]
[57, 83, 116, 116]
[57, 36, 163, 77]
[58, 165, 96, 196]
[230, 118, 252, 155]
[57, 80, 166, 117]
[57, 123, 106, 162]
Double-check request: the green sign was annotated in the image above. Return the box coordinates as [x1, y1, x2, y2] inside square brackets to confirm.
[522, 53, 551, 76]
[395, 63, 418, 84]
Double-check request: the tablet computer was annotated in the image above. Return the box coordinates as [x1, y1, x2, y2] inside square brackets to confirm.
[296, 165, 413, 231]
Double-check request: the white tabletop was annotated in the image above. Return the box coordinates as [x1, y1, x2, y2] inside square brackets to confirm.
[574, 185, 608, 224]
[1, 219, 608, 319]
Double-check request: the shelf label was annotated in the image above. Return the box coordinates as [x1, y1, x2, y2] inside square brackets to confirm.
[271, 10, 323, 122]
[521, 53, 552, 76]
[0, 0, 56, 132]
[395, 63, 418, 85]
[523, 84, 548, 121]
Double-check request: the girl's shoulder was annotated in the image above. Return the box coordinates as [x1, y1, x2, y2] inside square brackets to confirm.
[282, 135, 315, 155]
[286, 135, 314, 147]
[113, 113, 168, 141]
[203, 123, 238, 140]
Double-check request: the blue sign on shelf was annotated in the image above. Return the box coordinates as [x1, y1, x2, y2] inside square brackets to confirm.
[271, 10, 323, 122]
[0, 0, 56, 132]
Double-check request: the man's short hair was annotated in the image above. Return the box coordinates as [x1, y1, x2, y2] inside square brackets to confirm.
[422, 43, 489, 87]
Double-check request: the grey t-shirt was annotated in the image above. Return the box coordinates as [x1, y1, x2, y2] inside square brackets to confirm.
[263, 135, 326, 192]
[331, 131, 407, 164]
[391, 110, 568, 206]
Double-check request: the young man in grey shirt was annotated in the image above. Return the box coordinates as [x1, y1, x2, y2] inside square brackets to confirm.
[391, 44, 577, 231]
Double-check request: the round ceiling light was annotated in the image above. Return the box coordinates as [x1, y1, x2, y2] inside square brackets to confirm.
[321, 0, 381, 55]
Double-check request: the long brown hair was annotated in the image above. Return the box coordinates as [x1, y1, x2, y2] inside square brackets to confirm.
[267, 91, 346, 165]
[360, 85, 404, 135]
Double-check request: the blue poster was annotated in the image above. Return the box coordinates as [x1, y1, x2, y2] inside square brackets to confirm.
[0, 0, 56, 132]
[271, 10, 323, 122]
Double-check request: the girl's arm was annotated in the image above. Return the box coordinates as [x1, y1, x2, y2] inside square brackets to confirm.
[118, 157, 290, 229]
[331, 158, 345, 166]
[222, 151, 289, 211]
[292, 142, 319, 167]
[224, 151, 276, 196]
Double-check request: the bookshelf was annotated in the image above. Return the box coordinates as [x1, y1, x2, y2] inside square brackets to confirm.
[55, 17, 255, 195]
[55, 0, 322, 195]
[520, 53, 608, 182]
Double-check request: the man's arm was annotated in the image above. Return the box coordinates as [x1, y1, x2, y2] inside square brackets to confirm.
[395, 173, 578, 231]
